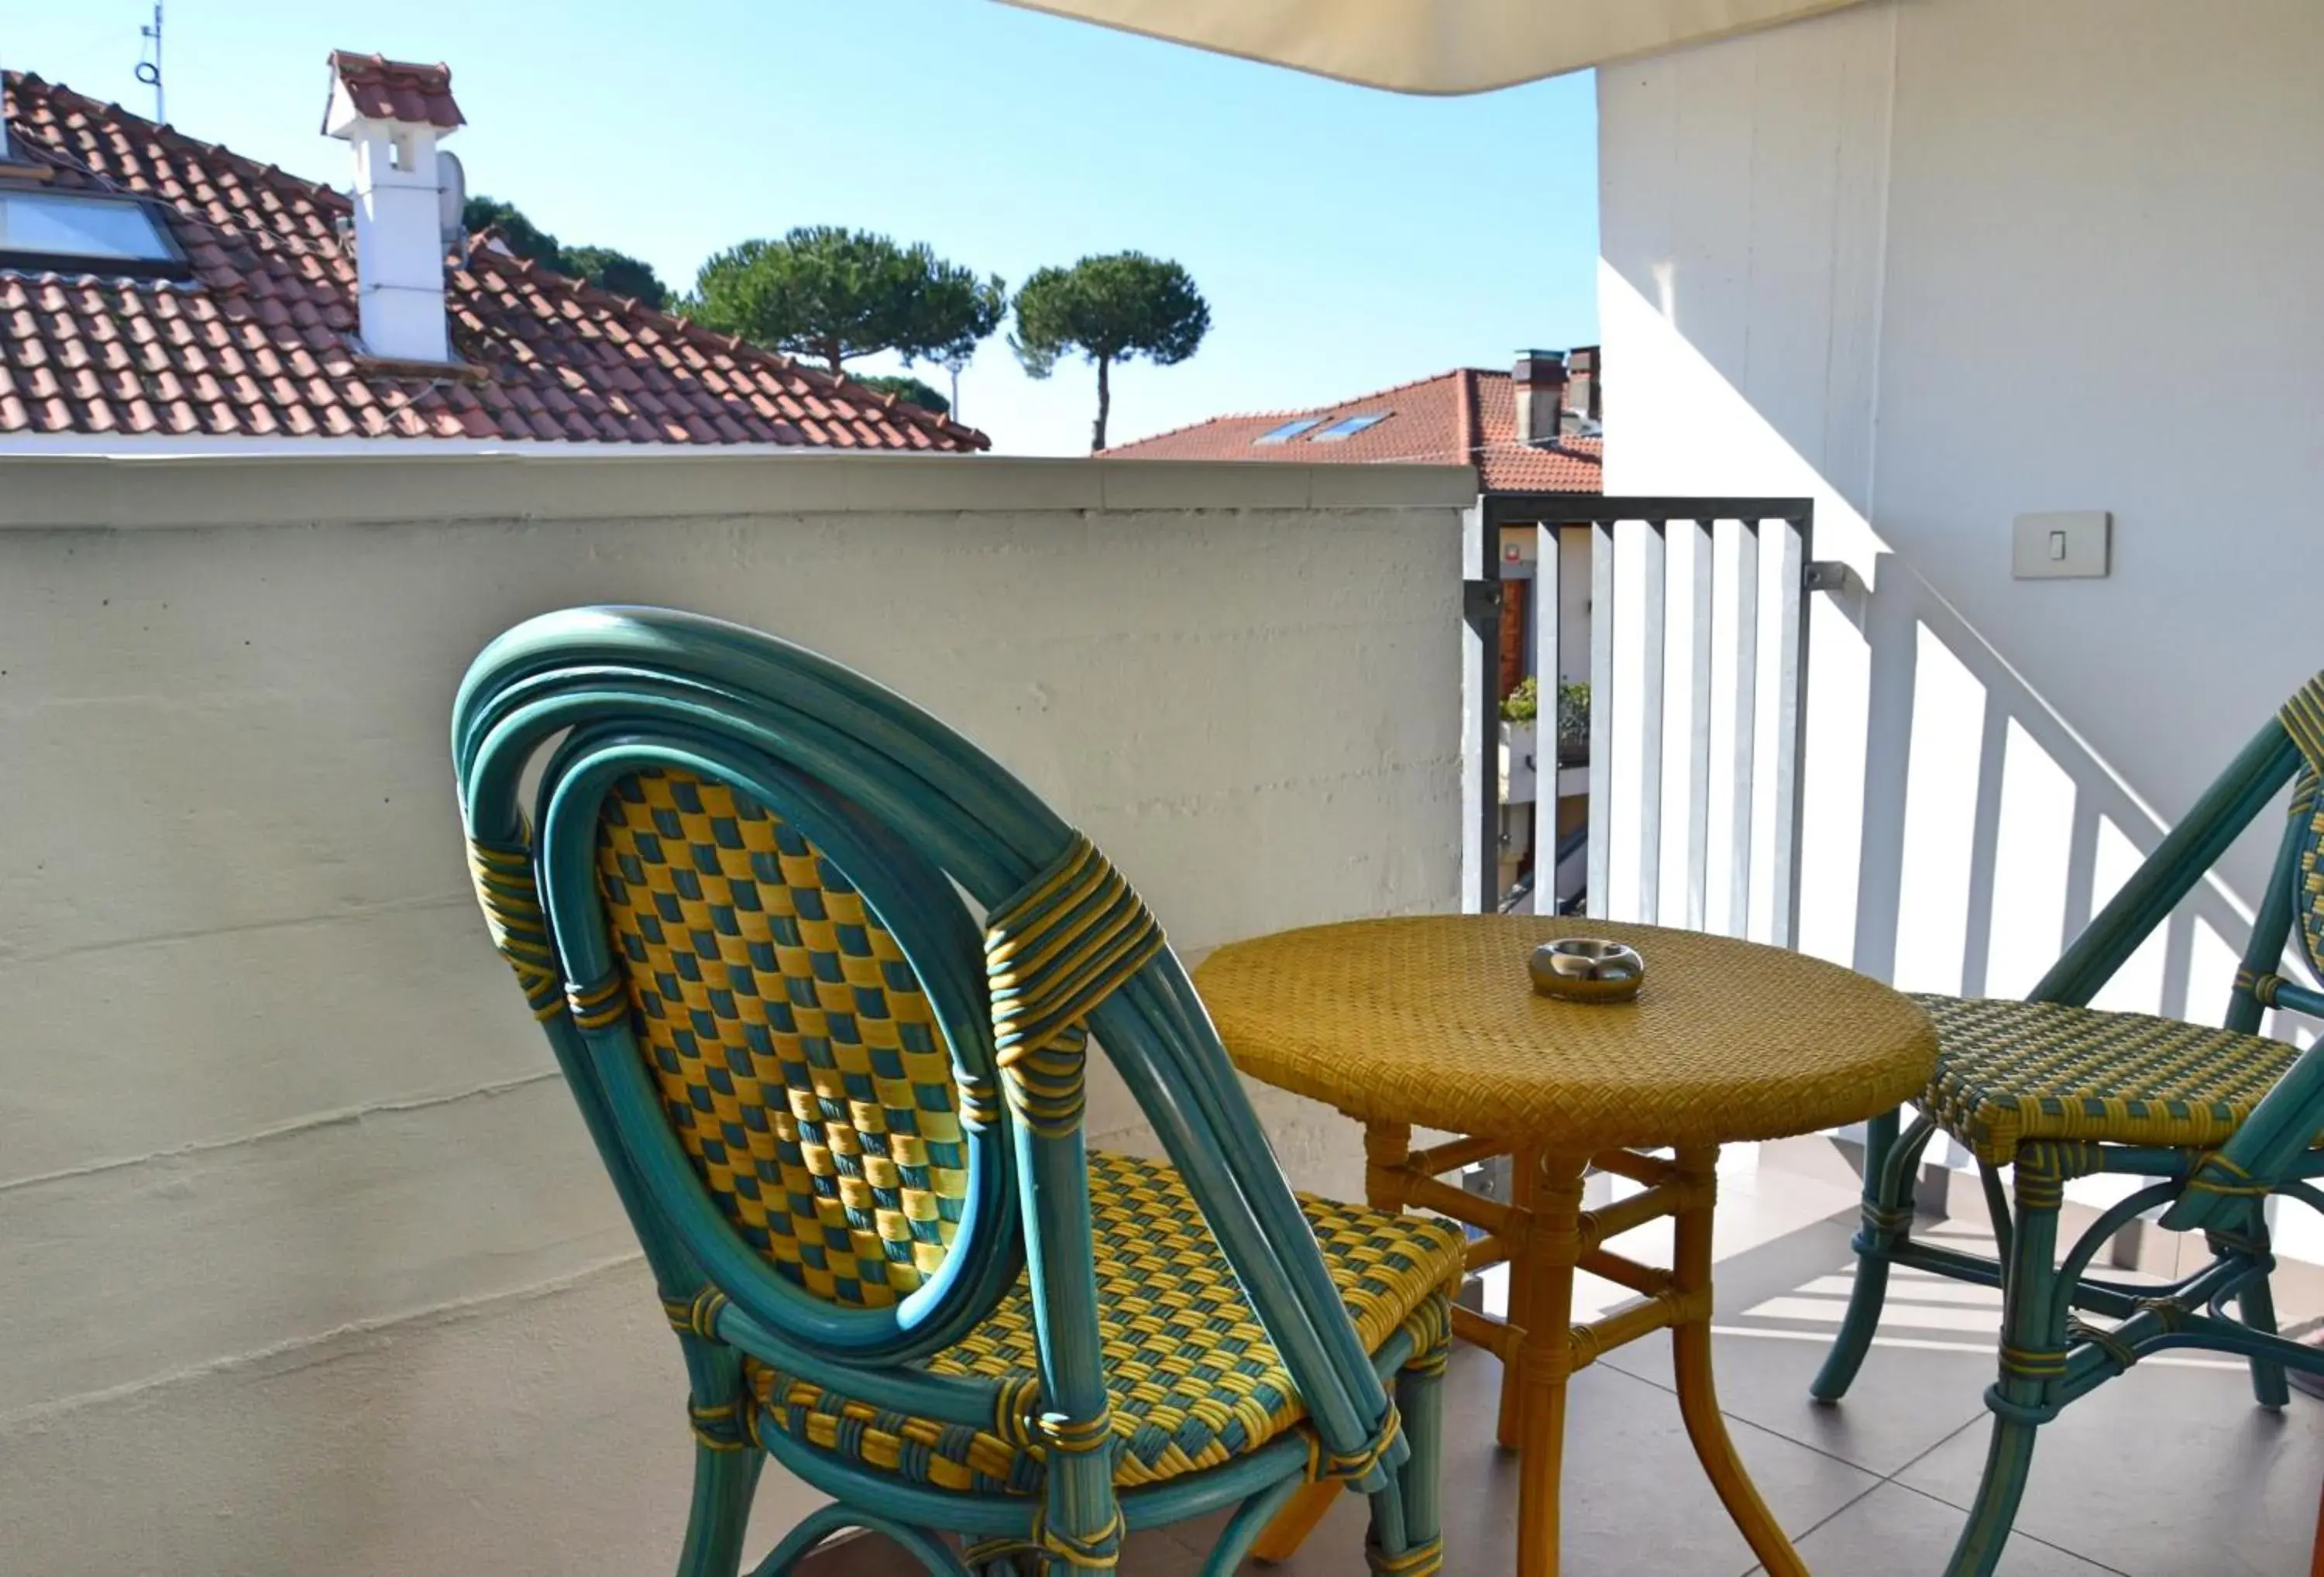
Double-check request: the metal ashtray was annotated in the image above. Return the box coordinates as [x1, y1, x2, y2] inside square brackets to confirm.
[1529, 937, 1645, 1003]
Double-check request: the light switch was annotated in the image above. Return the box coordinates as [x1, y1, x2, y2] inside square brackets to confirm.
[2013, 511, 2110, 579]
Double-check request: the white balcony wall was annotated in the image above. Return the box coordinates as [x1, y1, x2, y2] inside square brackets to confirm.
[0, 451, 1468, 1574]
[1599, 0, 2322, 1030]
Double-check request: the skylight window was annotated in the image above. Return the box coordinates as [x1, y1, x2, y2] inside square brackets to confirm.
[1311, 413, 1387, 442]
[1253, 417, 1323, 445]
[0, 189, 183, 271]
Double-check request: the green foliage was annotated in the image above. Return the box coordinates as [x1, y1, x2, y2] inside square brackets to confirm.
[1557, 679, 1590, 747]
[1500, 675, 1538, 724]
[1500, 677, 1591, 747]
[462, 195, 560, 264]
[559, 246, 669, 309]
[459, 198, 670, 310]
[1010, 252, 1208, 448]
[1009, 252, 1209, 378]
[849, 373, 950, 417]
[689, 226, 1006, 373]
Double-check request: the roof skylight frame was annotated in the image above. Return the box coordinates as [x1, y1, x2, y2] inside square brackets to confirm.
[0, 186, 190, 279]
[1310, 412, 1388, 442]
[1253, 416, 1325, 445]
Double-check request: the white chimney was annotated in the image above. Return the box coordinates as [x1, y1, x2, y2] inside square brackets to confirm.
[321, 52, 463, 363]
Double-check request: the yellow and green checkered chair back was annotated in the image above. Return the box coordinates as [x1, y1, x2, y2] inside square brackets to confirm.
[597, 769, 971, 1309]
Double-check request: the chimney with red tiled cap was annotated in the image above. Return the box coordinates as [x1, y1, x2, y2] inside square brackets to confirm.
[321, 52, 464, 362]
[1513, 350, 1567, 447]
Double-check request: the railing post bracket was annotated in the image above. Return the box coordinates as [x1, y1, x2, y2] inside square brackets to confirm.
[1805, 560, 1858, 596]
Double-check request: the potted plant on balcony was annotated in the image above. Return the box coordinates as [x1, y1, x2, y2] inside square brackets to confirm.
[1556, 679, 1590, 768]
[1500, 679, 1540, 803]
[1503, 678, 1591, 800]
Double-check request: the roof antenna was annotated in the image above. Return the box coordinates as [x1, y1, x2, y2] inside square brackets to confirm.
[135, 2, 165, 124]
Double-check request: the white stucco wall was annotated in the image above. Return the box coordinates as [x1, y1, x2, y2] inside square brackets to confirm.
[0, 452, 1469, 1573]
[1599, 0, 2324, 1007]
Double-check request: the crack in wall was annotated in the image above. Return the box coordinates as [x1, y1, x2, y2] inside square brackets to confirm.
[0, 1067, 568, 1195]
[0, 1250, 648, 1432]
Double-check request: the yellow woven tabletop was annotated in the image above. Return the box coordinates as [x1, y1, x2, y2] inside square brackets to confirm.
[1194, 916, 1934, 1151]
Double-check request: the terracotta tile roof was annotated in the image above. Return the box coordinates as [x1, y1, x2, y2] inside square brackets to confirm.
[1101, 367, 1598, 493]
[1466, 372, 1600, 492]
[325, 53, 464, 131]
[0, 69, 986, 450]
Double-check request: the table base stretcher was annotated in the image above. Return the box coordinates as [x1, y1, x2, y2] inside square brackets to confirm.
[1255, 1123, 1807, 1577]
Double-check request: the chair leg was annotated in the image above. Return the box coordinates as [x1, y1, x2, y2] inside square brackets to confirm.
[1280, 1319, 1452, 1577]
[1203, 1476, 1316, 1577]
[1257, 1307, 1452, 1573]
[2242, 1273, 2293, 1408]
[1386, 1322, 1449, 1575]
[1944, 1144, 2079, 1577]
[2236, 1207, 2291, 1408]
[1946, 1414, 2043, 1577]
[676, 1441, 761, 1577]
[675, 1342, 764, 1577]
[1810, 1108, 1923, 1402]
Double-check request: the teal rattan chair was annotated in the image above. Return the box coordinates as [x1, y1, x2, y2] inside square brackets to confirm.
[1812, 674, 2324, 1575]
[451, 606, 1462, 1577]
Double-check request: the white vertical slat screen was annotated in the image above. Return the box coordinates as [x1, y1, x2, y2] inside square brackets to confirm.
[1470, 498, 1813, 948]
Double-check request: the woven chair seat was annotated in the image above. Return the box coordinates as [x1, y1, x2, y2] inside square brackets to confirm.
[744, 1149, 1464, 1493]
[1916, 994, 2307, 1167]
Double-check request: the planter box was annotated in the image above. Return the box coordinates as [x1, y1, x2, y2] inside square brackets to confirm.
[1500, 720, 1538, 803]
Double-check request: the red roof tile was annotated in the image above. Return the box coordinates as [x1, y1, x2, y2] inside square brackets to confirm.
[1102, 366, 1598, 493]
[0, 69, 985, 452]
[325, 53, 465, 132]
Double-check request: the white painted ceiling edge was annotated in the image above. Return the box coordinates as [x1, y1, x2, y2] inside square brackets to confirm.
[994, 0, 1866, 93]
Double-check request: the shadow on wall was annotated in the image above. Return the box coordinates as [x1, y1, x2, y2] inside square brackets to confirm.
[1587, 270, 2305, 1034]
[1584, 507, 2305, 1046]
[1836, 551, 2295, 1035]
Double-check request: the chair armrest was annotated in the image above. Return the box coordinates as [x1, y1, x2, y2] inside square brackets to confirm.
[2033, 722, 2302, 1006]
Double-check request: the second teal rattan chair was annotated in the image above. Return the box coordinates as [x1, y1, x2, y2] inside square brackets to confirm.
[1812, 673, 2324, 1576]
[452, 606, 1462, 1576]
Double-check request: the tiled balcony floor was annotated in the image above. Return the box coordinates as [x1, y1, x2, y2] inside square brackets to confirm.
[803, 1144, 2324, 1575]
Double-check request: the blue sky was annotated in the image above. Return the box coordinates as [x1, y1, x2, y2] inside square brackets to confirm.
[8, 1, 1600, 453]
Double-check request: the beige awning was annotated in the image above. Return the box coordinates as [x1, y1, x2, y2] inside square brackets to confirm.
[997, 0, 1863, 94]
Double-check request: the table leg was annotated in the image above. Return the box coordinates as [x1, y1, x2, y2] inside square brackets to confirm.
[1514, 1151, 1587, 1576]
[1497, 1146, 1542, 1450]
[1362, 1120, 1415, 1214]
[1669, 1145, 1807, 1577]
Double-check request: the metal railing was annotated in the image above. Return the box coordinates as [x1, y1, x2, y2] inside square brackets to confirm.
[1463, 495, 1820, 946]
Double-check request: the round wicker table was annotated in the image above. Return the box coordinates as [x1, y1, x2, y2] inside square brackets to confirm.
[1194, 916, 1935, 1577]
